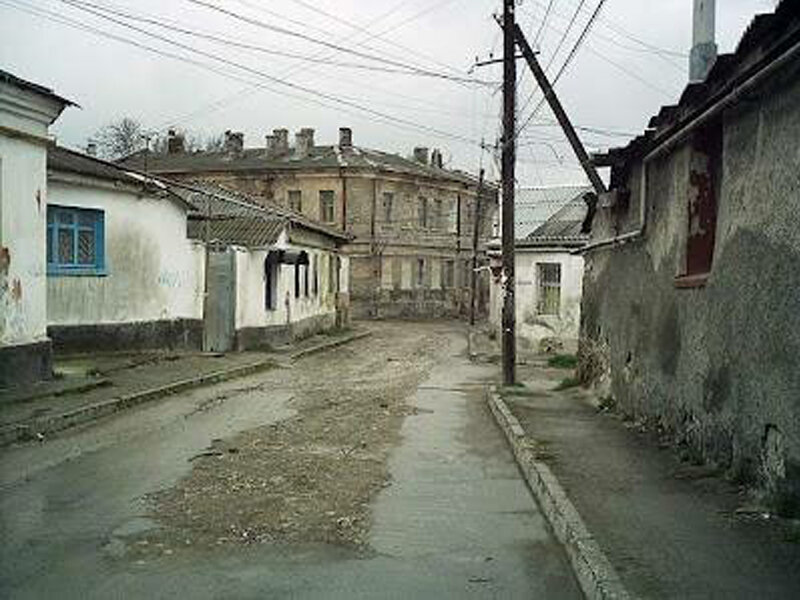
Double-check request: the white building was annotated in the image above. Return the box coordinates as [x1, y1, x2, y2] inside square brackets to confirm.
[490, 186, 591, 353]
[0, 70, 72, 387]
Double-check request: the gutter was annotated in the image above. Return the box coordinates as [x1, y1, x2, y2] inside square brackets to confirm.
[578, 33, 800, 255]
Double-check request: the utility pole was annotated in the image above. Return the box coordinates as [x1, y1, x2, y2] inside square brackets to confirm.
[514, 25, 606, 196]
[501, 0, 517, 386]
[469, 167, 485, 326]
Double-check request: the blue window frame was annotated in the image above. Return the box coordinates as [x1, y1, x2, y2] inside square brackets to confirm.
[47, 205, 105, 275]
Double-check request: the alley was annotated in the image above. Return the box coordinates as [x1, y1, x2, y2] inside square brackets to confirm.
[0, 322, 580, 599]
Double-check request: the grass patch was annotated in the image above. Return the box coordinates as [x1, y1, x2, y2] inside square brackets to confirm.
[554, 376, 581, 391]
[547, 354, 578, 369]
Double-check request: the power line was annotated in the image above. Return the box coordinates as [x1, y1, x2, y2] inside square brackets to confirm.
[533, 0, 556, 48]
[8, 0, 486, 148]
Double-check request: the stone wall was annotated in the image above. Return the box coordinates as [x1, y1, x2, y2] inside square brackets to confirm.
[579, 66, 800, 514]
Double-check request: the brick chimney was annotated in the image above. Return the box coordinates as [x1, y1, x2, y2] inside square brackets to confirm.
[266, 134, 277, 156]
[273, 128, 289, 154]
[86, 141, 97, 156]
[295, 128, 315, 158]
[413, 146, 429, 165]
[339, 127, 353, 148]
[167, 128, 185, 154]
[224, 130, 244, 154]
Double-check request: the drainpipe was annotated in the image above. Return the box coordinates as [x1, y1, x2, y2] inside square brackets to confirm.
[577, 35, 800, 255]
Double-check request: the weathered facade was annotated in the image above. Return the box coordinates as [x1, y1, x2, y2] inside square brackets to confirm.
[46, 147, 206, 352]
[581, 2, 800, 513]
[489, 187, 590, 352]
[0, 70, 71, 387]
[122, 128, 497, 319]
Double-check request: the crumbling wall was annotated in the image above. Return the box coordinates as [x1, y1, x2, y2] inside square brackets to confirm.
[580, 69, 800, 514]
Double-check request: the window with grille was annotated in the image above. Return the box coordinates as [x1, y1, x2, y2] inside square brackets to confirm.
[47, 205, 105, 275]
[288, 190, 302, 213]
[319, 190, 335, 223]
[537, 263, 561, 316]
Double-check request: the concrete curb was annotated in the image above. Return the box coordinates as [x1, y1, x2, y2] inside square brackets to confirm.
[0, 329, 370, 448]
[487, 387, 632, 600]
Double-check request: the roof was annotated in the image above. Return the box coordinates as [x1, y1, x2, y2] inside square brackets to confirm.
[514, 185, 592, 240]
[594, 0, 800, 167]
[48, 146, 146, 186]
[166, 179, 348, 247]
[120, 143, 486, 188]
[0, 69, 75, 107]
[523, 195, 589, 247]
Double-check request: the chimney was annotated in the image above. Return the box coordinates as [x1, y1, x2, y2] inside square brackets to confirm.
[413, 146, 429, 165]
[295, 128, 315, 159]
[266, 134, 277, 156]
[273, 128, 289, 154]
[690, 0, 717, 82]
[339, 127, 353, 148]
[86, 141, 97, 157]
[430, 149, 444, 168]
[167, 128, 185, 154]
[224, 130, 244, 154]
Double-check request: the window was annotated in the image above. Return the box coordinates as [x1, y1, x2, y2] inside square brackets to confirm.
[288, 190, 302, 213]
[328, 254, 336, 294]
[312, 255, 318, 296]
[295, 263, 301, 298]
[47, 206, 105, 275]
[418, 197, 428, 228]
[537, 263, 561, 316]
[382, 192, 394, 224]
[442, 259, 455, 288]
[434, 199, 443, 230]
[319, 190, 335, 223]
[416, 258, 426, 288]
[683, 120, 722, 280]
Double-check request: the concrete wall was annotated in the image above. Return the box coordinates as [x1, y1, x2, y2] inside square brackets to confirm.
[0, 81, 67, 386]
[490, 248, 583, 352]
[580, 66, 800, 513]
[46, 178, 205, 351]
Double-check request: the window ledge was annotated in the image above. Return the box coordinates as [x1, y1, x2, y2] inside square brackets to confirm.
[674, 273, 709, 289]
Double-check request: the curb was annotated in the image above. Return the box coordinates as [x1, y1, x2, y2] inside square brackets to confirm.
[0, 330, 370, 448]
[487, 387, 632, 600]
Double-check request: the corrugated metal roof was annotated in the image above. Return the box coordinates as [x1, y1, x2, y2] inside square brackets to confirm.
[170, 182, 287, 248]
[120, 143, 486, 187]
[514, 185, 592, 239]
[525, 195, 589, 245]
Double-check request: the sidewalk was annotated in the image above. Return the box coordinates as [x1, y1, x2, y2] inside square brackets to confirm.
[493, 358, 800, 599]
[0, 328, 369, 447]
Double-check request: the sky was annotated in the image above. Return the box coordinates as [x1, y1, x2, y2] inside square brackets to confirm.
[0, 0, 779, 186]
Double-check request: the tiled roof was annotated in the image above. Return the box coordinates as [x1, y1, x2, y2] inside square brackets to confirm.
[120, 144, 485, 187]
[166, 180, 348, 247]
[514, 185, 592, 240]
[48, 146, 144, 186]
[594, 0, 800, 167]
[525, 195, 589, 246]
[0, 69, 75, 107]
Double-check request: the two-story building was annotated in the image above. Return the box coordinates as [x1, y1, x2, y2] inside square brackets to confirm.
[122, 128, 497, 319]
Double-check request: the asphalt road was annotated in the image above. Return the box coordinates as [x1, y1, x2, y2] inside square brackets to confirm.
[0, 322, 580, 599]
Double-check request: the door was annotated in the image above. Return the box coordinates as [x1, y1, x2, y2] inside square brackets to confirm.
[203, 248, 236, 352]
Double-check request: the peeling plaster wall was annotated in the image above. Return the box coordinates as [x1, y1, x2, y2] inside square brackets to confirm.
[46, 181, 205, 327]
[580, 67, 800, 512]
[0, 134, 49, 347]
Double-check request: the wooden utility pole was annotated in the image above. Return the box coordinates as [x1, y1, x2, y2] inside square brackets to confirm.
[469, 168, 485, 326]
[513, 25, 607, 196]
[501, 0, 517, 386]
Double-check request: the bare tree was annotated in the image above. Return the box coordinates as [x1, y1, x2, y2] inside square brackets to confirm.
[204, 133, 226, 152]
[91, 117, 149, 160]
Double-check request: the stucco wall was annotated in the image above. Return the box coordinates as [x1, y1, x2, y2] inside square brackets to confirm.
[0, 134, 48, 347]
[580, 67, 800, 512]
[46, 180, 205, 326]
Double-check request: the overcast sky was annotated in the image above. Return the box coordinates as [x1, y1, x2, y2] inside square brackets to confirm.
[0, 0, 778, 185]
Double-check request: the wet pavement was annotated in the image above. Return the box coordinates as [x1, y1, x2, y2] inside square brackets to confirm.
[0, 323, 580, 599]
